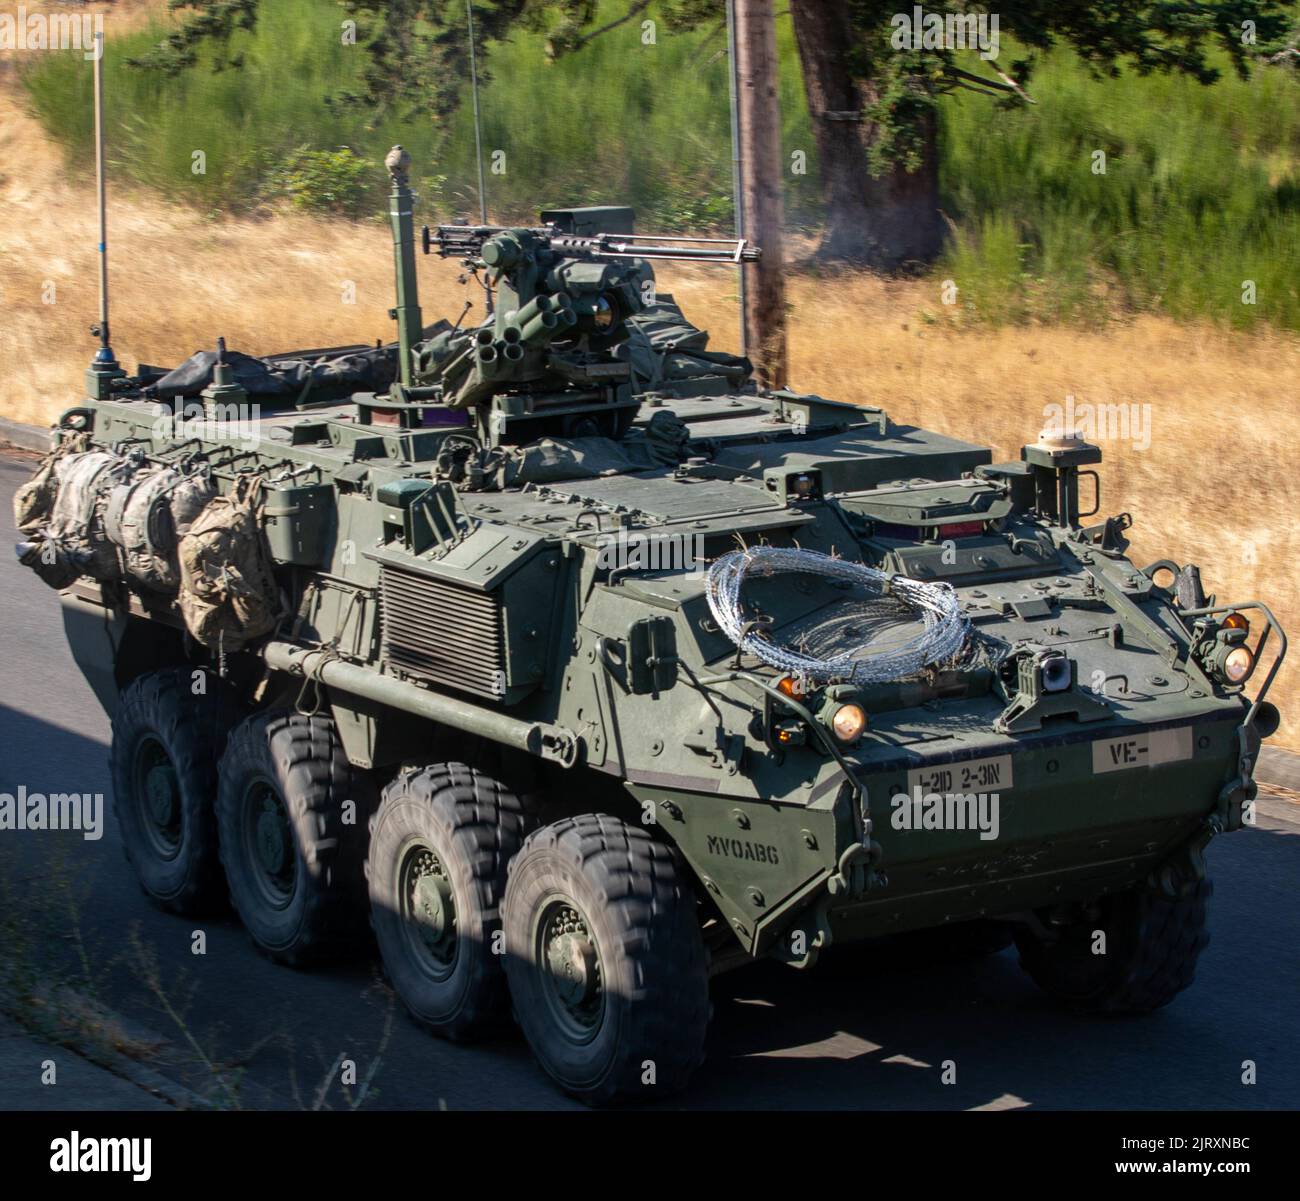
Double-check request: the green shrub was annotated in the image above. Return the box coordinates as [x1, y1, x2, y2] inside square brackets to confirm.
[274, 146, 375, 218]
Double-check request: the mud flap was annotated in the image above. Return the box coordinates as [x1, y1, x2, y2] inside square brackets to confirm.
[60, 592, 127, 718]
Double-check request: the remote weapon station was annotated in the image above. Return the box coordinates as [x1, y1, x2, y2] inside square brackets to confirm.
[13, 144, 1285, 1104]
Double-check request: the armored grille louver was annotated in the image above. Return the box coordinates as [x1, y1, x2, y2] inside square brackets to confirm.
[380, 565, 505, 698]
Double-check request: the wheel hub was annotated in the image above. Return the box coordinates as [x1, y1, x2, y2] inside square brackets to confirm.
[405, 848, 457, 966]
[255, 797, 290, 876]
[538, 902, 604, 1037]
[546, 931, 599, 1009]
[414, 872, 453, 942]
[144, 763, 178, 828]
[244, 782, 296, 907]
[133, 737, 182, 857]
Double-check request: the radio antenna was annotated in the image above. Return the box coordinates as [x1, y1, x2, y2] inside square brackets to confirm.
[87, 28, 124, 398]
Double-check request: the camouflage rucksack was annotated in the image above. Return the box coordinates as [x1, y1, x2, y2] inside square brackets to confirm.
[11, 433, 86, 536]
[103, 465, 216, 592]
[15, 449, 124, 589]
[177, 475, 283, 651]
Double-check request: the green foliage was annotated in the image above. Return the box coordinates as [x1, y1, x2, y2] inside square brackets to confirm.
[124, 0, 259, 75]
[938, 38, 1300, 328]
[24, 0, 819, 227]
[274, 146, 375, 217]
[21, 0, 1300, 330]
[841, 1, 1296, 188]
[331, 1, 528, 124]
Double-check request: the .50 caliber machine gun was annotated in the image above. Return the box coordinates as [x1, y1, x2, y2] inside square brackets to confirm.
[414, 221, 758, 423]
[425, 222, 760, 266]
[381, 147, 758, 444]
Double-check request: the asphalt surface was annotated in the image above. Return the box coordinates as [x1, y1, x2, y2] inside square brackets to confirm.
[1, 450, 1296, 1111]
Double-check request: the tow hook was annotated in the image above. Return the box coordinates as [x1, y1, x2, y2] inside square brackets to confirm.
[1216, 721, 1262, 833]
[827, 840, 880, 899]
[1217, 775, 1258, 834]
[1155, 821, 1213, 899]
[788, 841, 881, 971]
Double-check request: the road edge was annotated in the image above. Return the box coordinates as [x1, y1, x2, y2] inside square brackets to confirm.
[0, 990, 214, 1111]
[1258, 746, 1300, 793]
[0, 417, 52, 454]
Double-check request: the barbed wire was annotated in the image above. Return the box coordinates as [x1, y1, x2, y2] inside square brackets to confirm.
[705, 546, 971, 684]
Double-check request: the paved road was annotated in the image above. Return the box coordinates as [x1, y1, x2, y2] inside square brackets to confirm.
[1, 452, 1296, 1111]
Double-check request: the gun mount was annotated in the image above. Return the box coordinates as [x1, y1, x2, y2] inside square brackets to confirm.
[409, 220, 757, 444]
[379, 148, 758, 446]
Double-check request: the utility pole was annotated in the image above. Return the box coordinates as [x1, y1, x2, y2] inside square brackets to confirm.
[466, 0, 493, 314]
[732, 0, 787, 390]
[724, 0, 746, 357]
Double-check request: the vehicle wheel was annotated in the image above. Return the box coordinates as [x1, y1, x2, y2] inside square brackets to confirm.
[109, 667, 240, 915]
[367, 763, 531, 1041]
[216, 711, 372, 965]
[503, 814, 709, 1106]
[1015, 879, 1212, 1014]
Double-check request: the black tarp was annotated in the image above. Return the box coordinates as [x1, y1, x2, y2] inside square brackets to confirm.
[146, 345, 398, 402]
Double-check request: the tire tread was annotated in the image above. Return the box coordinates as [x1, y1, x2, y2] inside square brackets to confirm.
[109, 667, 239, 914]
[217, 710, 370, 966]
[505, 813, 709, 1105]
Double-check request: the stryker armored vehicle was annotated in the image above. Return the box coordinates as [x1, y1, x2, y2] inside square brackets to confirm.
[13, 147, 1286, 1105]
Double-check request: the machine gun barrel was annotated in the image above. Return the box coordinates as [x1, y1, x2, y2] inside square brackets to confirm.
[553, 233, 761, 263]
[423, 224, 760, 264]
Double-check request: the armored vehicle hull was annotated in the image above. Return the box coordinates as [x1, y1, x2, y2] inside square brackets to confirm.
[14, 164, 1285, 1103]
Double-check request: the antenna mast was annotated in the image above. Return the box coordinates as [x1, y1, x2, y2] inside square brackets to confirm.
[87, 28, 125, 400]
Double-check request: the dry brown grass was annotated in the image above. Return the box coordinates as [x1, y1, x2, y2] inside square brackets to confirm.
[2, 71, 1297, 749]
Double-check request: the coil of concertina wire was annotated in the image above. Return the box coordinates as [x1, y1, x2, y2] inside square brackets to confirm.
[705, 547, 971, 684]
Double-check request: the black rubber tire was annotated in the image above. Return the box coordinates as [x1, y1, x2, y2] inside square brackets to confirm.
[109, 667, 240, 915]
[1015, 879, 1212, 1014]
[367, 763, 531, 1041]
[216, 711, 372, 966]
[503, 814, 709, 1106]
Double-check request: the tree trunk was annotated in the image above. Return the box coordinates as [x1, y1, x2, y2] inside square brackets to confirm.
[789, 0, 943, 270]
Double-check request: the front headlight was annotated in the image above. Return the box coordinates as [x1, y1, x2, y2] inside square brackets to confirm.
[1204, 632, 1255, 686]
[829, 703, 867, 743]
[1222, 645, 1254, 684]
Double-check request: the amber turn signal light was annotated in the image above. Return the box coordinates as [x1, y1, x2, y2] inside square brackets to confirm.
[777, 675, 807, 701]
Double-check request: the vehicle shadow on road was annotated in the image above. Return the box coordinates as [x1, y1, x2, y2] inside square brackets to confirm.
[687, 810, 1298, 1111]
